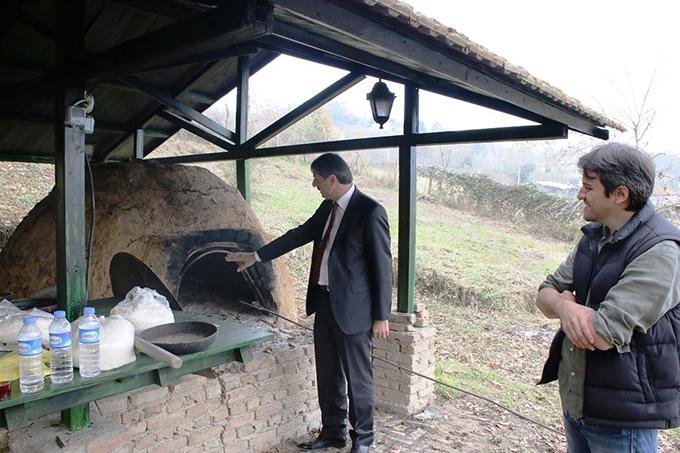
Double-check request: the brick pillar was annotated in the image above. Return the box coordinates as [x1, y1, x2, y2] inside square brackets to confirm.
[373, 303, 435, 415]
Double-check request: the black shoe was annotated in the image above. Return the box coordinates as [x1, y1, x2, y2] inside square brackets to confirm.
[298, 435, 347, 450]
[350, 445, 370, 453]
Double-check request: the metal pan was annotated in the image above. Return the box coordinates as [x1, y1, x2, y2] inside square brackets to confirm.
[138, 321, 218, 355]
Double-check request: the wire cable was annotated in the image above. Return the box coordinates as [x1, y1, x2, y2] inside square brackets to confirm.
[238, 269, 564, 437]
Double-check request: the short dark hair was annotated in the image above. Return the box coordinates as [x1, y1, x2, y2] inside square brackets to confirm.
[311, 153, 353, 184]
[577, 143, 655, 211]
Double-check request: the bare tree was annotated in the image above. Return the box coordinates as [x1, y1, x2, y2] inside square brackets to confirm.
[619, 69, 658, 149]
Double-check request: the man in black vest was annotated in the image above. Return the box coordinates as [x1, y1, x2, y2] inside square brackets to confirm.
[536, 143, 680, 452]
[226, 153, 392, 453]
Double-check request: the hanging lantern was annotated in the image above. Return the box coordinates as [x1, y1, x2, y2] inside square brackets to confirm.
[366, 79, 396, 129]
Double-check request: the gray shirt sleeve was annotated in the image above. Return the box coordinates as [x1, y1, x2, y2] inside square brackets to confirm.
[593, 240, 680, 353]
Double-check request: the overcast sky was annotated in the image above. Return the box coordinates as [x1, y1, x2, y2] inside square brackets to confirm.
[240, 0, 679, 154]
[403, 0, 680, 153]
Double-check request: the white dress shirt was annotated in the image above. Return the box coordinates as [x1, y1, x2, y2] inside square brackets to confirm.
[317, 185, 355, 286]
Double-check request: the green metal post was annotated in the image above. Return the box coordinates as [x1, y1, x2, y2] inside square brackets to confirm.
[134, 129, 144, 160]
[55, 0, 90, 430]
[235, 55, 251, 201]
[397, 84, 418, 313]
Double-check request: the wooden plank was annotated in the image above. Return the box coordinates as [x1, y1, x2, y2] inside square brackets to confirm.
[110, 0, 204, 20]
[0, 1, 272, 109]
[397, 85, 418, 314]
[149, 124, 568, 163]
[243, 71, 365, 149]
[80, 0, 272, 82]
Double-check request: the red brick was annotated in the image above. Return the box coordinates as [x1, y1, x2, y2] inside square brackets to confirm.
[187, 425, 224, 446]
[95, 394, 129, 416]
[243, 353, 275, 372]
[228, 411, 254, 428]
[134, 434, 155, 450]
[247, 428, 278, 450]
[185, 401, 212, 419]
[255, 402, 283, 420]
[169, 374, 207, 396]
[148, 436, 188, 453]
[129, 385, 169, 407]
[146, 411, 183, 431]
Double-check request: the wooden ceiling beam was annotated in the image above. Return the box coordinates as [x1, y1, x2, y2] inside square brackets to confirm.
[110, 0, 206, 20]
[0, 0, 273, 106]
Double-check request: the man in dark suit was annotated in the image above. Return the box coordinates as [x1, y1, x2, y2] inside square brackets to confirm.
[225, 153, 392, 453]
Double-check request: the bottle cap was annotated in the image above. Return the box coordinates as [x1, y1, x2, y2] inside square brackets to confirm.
[83, 306, 95, 315]
[23, 316, 36, 324]
[54, 310, 66, 318]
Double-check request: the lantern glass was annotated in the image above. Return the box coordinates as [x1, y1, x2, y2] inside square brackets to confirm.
[367, 80, 396, 129]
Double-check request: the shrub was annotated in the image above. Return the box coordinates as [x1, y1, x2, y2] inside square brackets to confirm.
[420, 168, 582, 242]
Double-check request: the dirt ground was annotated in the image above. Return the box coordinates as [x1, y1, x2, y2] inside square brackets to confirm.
[268, 393, 566, 453]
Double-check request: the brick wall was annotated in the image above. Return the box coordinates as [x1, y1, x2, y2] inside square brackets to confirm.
[374, 303, 436, 415]
[4, 342, 320, 453]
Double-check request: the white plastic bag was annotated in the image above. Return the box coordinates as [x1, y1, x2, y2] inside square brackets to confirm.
[110, 286, 175, 334]
[0, 301, 54, 348]
[72, 314, 136, 371]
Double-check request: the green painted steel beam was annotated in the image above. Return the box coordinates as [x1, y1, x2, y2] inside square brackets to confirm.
[397, 85, 418, 314]
[148, 123, 568, 164]
[55, 0, 89, 430]
[124, 76, 237, 144]
[243, 71, 365, 149]
[236, 56, 251, 202]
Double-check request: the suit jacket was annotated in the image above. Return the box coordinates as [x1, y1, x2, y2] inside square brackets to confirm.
[257, 188, 393, 335]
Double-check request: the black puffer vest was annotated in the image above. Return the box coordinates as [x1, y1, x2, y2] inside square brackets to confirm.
[540, 203, 680, 428]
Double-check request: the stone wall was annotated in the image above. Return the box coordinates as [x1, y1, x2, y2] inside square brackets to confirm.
[373, 303, 436, 415]
[3, 342, 320, 453]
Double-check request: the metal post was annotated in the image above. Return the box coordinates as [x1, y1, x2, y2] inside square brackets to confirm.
[397, 84, 418, 314]
[235, 55, 250, 201]
[134, 128, 144, 160]
[56, 0, 89, 430]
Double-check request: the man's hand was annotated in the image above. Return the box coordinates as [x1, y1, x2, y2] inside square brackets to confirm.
[538, 288, 598, 351]
[555, 298, 598, 351]
[224, 252, 257, 272]
[372, 320, 389, 339]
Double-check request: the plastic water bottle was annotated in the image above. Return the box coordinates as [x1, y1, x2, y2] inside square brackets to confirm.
[78, 307, 100, 378]
[18, 316, 44, 393]
[49, 310, 73, 384]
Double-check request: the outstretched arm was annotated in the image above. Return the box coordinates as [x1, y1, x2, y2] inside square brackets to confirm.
[224, 252, 257, 272]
